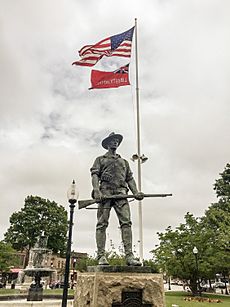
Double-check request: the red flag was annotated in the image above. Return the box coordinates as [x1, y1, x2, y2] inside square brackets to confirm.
[90, 64, 130, 89]
[72, 27, 134, 67]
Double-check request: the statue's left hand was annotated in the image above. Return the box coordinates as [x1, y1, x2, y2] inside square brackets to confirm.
[134, 192, 144, 200]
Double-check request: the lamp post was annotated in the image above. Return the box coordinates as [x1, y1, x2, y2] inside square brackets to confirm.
[168, 276, 171, 291]
[61, 180, 79, 307]
[72, 257, 77, 289]
[193, 246, 200, 296]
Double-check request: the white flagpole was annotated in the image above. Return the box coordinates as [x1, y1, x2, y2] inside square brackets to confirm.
[134, 18, 144, 263]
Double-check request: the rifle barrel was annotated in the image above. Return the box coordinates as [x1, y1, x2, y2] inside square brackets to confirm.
[142, 193, 172, 197]
[78, 193, 172, 210]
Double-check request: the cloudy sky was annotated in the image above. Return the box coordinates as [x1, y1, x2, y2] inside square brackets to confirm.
[1, 0, 229, 259]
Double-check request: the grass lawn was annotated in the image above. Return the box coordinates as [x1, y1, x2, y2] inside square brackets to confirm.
[0, 289, 21, 296]
[165, 291, 230, 307]
[1, 288, 229, 306]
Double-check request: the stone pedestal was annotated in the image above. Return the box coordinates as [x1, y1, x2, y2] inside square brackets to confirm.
[74, 266, 165, 307]
[27, 286, 43, 301]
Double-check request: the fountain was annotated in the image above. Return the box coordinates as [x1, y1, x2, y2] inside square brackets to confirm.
[23, 232, 55, 301]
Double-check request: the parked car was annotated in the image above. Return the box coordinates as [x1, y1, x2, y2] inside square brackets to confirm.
[0, 281, 6, 289]
[49, 281, 70, 289]
[200, 283, 215, 292]
[213, 282, 226, 289]
[200, 283, 209, 291]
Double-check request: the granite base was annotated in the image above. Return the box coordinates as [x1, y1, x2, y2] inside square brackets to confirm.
[74, 266, 165, 307]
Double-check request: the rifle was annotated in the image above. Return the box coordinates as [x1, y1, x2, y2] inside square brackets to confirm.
[78, 193, 172, 210]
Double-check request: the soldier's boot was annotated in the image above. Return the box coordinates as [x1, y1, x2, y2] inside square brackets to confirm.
[121, 226, 141, 266]
[96, 229, 109, 265]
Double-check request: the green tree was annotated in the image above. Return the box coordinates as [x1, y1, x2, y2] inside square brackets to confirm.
[213, 163, 230, 200]
[0, 241, 19, 272]
[151, 163, 230, 295]
[75, 251, 129, 272]
[143, 259, 159, 273]
[202, 163, 230, 293]
[105, 251, 127, 266]
[151, 213, 214, 295]
[4, 196, 68, 257]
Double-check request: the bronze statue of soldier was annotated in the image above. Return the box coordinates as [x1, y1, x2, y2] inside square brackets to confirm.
[90, 132, 143, 266]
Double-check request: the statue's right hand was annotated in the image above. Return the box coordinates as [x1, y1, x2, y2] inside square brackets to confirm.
[93, 189, 103, 202]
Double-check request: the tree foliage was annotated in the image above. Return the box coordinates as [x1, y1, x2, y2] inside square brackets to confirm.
[75, 251, 138, 272]
[151, 213, 209, 294]
[0, 241, 19, 272]
[202, 163, 230, 284]
[4, 196, 68, 256]
[151, 163, 230, 295]
[213, 163, 230, 201]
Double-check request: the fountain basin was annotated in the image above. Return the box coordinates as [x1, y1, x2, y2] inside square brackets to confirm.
[23, 268, 55, 277]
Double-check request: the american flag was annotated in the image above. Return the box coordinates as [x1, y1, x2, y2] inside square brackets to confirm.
[72, 27, 135, 67]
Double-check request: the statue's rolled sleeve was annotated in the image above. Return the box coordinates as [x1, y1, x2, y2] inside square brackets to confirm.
[90, 157, 101, 177]
[125, 161, 134, 182]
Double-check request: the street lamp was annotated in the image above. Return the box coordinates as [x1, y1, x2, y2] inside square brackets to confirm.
[193, 246, 200, 296]
[131, 153, 148, 164]
[72, 257, 77, 287]
[168, 276, 171, 291]
[61, 180, 79, 307]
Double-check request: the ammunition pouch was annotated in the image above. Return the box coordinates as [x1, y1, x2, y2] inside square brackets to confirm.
[101, 172, 113, 182]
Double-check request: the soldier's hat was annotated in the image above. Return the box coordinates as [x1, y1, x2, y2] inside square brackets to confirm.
[102, 132, 123, 149]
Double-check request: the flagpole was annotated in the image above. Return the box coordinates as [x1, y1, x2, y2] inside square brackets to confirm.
[134, 18, 144, 263]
